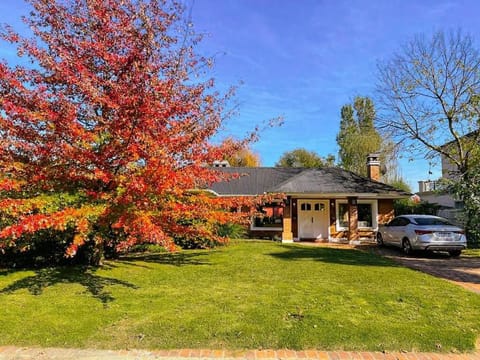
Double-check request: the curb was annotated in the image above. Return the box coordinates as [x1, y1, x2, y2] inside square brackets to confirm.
[1, 347, 480, 360]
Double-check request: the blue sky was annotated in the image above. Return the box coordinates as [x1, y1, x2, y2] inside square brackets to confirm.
[189, 0, 480, 189]
[1, 1, 480, 190]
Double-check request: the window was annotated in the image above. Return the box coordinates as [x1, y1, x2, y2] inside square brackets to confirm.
[314, 203, 325, 211]
[358, 204, 372, 227]
[336, 200, 378, 230]
[300, 202, 326, 212]
[252, 203, 284, 229]
[300, 203, 311, 211]
[454, 201, 464, 210]
[338, 203, 349, 228]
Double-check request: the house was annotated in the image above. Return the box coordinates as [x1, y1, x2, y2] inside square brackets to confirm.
[208, 154, 410, 244]
[416, 132, 479, 224]
[417, 180, 463, 223]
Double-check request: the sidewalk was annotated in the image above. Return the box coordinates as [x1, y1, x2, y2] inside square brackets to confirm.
[1, 346, 480, 360]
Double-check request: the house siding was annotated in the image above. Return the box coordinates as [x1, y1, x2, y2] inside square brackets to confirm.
[348, 197, 359, 241]
[330, 230, 375, 240]
[247, 198, 396, 242]
[328, 198, 394, 241]
[208, 166, 409, 243]
[281, 198, 293, 241]
[329, 199, 336, 238]
[248, 229, 282, 239]
[292, 198, 298, 238]
[378, 199, 395, 224]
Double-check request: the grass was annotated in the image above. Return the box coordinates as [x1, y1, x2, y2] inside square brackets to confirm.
[1, 240, 479, 352]
[464, 248, 480, 257]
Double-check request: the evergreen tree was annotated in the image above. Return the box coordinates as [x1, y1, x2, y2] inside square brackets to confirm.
[336, 96, 393, 178]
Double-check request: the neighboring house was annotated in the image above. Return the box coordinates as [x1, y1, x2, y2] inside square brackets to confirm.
[417, 133, 479, 224]
[417, 180, 464, 224]
[440, 130, 479, 180]
[208, 154, 409, 244]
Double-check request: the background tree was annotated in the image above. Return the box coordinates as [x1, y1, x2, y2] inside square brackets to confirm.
[447, 159, 480, 244]
[388, 180, 438, 216]
[275, 148, 334, 168]
[376, 29, 480, 245]
[336, 96, 397, 179]
[0, 0, 262, 265]
[225, 146, 261, 167]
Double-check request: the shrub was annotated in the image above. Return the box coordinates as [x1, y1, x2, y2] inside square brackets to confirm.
[393, 199, 440, 216]
[0, 228, 97, 268]
[216, 222, 247, 239]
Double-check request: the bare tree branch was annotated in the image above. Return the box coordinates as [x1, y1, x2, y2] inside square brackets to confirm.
[376, 29, 480, 174]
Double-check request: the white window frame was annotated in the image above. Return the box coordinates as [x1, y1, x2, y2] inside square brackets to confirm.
[250, 220, 283, 231]
[335, 199, 378, 231]
[250, 203, 284, 231]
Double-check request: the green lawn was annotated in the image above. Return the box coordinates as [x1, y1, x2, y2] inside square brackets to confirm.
[464, 248, 480, 257]
[1, 241, 479, 352]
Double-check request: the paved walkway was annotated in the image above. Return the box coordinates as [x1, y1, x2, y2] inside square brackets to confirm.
[1, 346, 480, 360]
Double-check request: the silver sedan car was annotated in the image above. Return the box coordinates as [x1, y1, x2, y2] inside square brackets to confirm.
[376, 214, 467, 256]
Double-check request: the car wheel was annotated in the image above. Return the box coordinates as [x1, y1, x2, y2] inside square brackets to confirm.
[376, 233, 384, 247]
[449, 250, 462, 257]
[402, 238, 413, 255]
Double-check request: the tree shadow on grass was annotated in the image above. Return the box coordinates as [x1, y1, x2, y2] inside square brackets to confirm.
[0, 266, 138, 305]
[118, 251, 212, 267]
[0, 268, 17, 276]
[269, 245, 400, 267]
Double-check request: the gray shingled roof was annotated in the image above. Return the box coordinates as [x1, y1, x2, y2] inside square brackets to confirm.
[209, 167, 304, 195]
[209, 167, 410, 197]
[272, 167, 409, 195]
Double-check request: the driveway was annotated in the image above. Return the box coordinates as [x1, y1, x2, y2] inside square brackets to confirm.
[373, 246, 480, 294]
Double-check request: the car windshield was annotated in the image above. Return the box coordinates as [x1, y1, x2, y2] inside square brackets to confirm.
[413, 217, 453, 226]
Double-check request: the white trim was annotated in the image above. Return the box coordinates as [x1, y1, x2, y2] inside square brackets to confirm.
[335, 200, 348, 231]
[335, 199, 378, 232]
[286, 193, 408, 199]
[250, 202, 284, 231]
[205, 191, 408, 199]
[297, 199, 330, 240]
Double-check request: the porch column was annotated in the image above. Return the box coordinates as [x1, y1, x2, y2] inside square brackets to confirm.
[348, 197, 359, 243]
[282, 197, 293, 243]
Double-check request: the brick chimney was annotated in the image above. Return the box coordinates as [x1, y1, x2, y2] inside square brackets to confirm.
[366, 153, 380, 181]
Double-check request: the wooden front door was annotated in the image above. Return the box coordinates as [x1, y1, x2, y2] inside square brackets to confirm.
[297, 200, 329, 240]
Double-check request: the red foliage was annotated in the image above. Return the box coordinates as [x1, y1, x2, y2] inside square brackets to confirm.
[0, 0, 266, 260]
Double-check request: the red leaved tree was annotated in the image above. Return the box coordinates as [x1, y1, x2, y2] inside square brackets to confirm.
[0, 0, 261, 265]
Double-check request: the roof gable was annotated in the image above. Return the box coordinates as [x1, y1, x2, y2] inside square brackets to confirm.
[272, 167, 408, 195]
